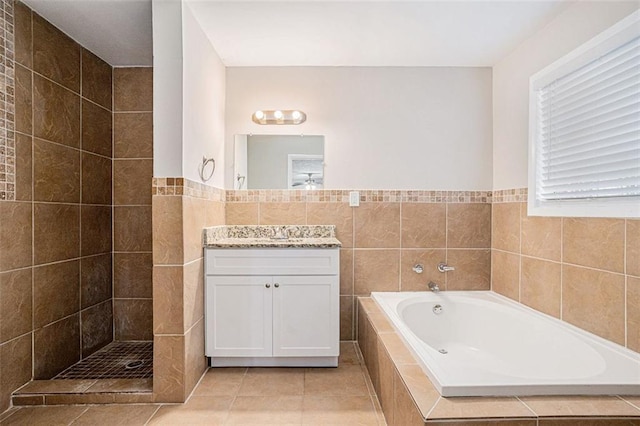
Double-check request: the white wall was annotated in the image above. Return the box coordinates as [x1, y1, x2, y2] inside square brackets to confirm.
[492, 1, 639, 190]
[152, 0, 226, 187]
[152, 0, 183, 178]
[182, 3, 226, 187]
[225, 67, 493, 190]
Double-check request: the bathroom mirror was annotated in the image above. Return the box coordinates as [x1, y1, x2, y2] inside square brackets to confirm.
[234, 134, 325, 190]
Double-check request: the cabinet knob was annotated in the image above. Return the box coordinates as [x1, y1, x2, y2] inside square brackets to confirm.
[274, 283, 280, 288]
[265, 283, 271, 288]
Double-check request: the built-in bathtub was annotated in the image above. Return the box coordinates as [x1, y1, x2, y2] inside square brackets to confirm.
[371, 291, 640, 397]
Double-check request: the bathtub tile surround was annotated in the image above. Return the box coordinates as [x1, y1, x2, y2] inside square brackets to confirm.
[357, 297, 640, 424]
[113, 67, 153, 341]
[0, 0, 15, 202]
[152, 178, 225, 402]
[226, 189, 493, 340]
[491, 188, 639, 352]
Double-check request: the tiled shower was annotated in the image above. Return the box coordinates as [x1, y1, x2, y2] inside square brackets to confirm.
[0, 1, 153, 411]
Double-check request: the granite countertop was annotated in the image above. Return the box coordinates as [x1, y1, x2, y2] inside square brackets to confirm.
[203, 225, 342, 248]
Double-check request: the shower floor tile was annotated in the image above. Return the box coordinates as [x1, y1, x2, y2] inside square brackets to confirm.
[53, 341, 153, 380]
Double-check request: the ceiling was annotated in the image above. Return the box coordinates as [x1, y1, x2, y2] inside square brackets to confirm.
[21, 0, 575, 67]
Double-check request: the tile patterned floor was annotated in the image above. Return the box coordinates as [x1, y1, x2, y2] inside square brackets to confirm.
[1, 342, 386, 426]
[54, 342, 153, 380]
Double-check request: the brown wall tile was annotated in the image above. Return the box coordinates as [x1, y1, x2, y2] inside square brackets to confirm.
[259, 202, 306, 225]
[33, 75, 80, 148]
[33, 203, 79, 264]
[401, 203, 446, 249]
[114, 206, 152, 252]
[15, 63, 32, 134]
[0, 201, 33, 271]
[32, 13, 80, 92]
[628, 276, 640, 352]
[184, 319, 206, 398]
[562, 264, 625, 345]
[14, 0, 32, 68]
[114, 68, 153, 112]
[492, 202, 520, 253]
[81, 152, 111, 205]
[226, 202, 259, 225]
[15, 134, 33, 202]
[627, 220, 640, 277]
[114, 113, 153, 158]
[34, 314, 80, 379]
[114, 253, 152, 298]
[152, 196, 184, 264]
[153, 265, 184, 335]
[81, 205, 112, 256]
[81, 100, 112, 157]
[81, 49, 112, 110]
[354, 249, 400, 294]
[153, 334, 186, 402]
[354, 203, 400, 248]
[34, 138, 80, 203]
[521, 257, 561, 318]
[377, 340, 394, 425]
[33, 260, 79, 328]
[340, 249, 354, 295]
[491, 250, 519, 301]
[183, 259, 204, 331]
[393, 370, 424, 426]
[114, 299, 153, 341]
[183, 197, 207, 263]
[521, 210, 561, 261]
[307, 202, 354, 247]
[0, 334, 32, 413]
[563, 218, 624, 273]
[400, 249, 446, 292]
[114, 159, 152, 205]
[340, 295, 354, 340]
[447, 203, 491, 248]
[81, 254, 112, 309]
[446, 249, 491, 290]
[0, 269, 32, 343]
[81, 300, 112, 357]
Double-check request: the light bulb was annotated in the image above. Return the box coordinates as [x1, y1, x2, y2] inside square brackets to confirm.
[274, 110, 283, 119]
[254, 110, 264, 120]
[292, 110, 301, 120]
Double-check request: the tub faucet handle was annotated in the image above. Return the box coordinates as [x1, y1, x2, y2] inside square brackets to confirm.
[412, 264, 424, 274]
[437, 262, 455, 273]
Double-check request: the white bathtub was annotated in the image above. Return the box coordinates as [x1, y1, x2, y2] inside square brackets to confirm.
[371, 291, 640, 397]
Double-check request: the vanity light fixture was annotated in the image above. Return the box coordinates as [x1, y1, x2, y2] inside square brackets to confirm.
[252, 110, 307, 125]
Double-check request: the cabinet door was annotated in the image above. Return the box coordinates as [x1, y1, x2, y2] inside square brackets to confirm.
[272, 275, 339, 357]
[206, 276, 273, 357]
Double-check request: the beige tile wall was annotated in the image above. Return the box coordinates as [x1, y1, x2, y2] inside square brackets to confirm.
[152, 179, 225, 402]
[226, 193, 493, 340]
[0, 1, 114, 412]
[113, 67, 153, 341]
[492, 189, 639, 352]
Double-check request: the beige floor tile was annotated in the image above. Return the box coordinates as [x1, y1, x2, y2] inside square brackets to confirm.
[238, 368, 304, 396]
[70, 405, 158, 426]
[226, 395, 303, 425]
[148, 396, 233, 425]
[339, 341, 362, 365]
[0, 406, 88, 425]
[304, 364, 369, 396]
[520, 396, 640, 417]
[193, 367, 247, 396]
[302, 395, 379, 425]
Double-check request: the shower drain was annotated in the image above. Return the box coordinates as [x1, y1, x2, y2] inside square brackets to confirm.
[438, 349, 448, 354]
[125, 360, 144, 369]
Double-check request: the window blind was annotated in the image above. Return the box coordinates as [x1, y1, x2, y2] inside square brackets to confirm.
[535, 35, 640, 201]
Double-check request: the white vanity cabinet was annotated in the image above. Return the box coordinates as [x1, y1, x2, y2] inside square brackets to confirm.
[205, 248, 340, 367]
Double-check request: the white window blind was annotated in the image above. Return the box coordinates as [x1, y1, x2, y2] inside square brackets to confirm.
[536, 36, 640, 201]
[529, 10, 640, 218]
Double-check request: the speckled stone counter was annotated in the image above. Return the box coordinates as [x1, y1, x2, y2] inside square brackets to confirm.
[203, 225, 342, 248]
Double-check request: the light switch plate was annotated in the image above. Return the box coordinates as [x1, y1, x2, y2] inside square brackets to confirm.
[349, 191, 360, 207]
